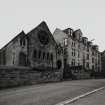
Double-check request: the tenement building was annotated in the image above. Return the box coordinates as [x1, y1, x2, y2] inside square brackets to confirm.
[101, 50, 105, 77]
[0, 21, 102, 79]
[53, 28, 102, 79]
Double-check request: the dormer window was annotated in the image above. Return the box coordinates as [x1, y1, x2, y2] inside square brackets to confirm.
[87, 47, 89, 52]
[64, 38, 68, 46]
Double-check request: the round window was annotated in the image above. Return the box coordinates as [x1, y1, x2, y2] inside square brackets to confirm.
[38, 30, 49, 45]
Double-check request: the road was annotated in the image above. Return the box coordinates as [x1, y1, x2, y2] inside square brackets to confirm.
[0, 79, 105, 105]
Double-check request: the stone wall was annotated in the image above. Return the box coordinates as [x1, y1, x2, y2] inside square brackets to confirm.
[71, 70, 91, 79]
[0, 66, 62, 89]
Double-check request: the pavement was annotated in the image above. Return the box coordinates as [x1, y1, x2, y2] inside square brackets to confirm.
[67, 87, 105, 105]
[0, 79, 105, 105]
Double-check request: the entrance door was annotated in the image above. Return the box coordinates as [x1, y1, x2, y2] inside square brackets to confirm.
[19, 52, 27, 66]
[56, 60, 62, 69]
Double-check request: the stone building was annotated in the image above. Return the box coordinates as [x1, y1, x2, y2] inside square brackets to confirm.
[101, 50, 105, 76]
[53, 28, 102, 79]
[0, 31, 27, 66]
[0, 21, 102, 80]
[0, 21, 64, 74]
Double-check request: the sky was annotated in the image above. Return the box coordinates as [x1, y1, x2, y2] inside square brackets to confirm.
[0, 0, 105, 51]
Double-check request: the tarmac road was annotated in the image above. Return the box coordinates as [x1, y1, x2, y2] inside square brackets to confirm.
[0, 79, 105, 105]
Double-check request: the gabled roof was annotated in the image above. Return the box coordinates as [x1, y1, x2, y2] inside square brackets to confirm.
[63, 28, 73, 35]
[0, 31, 26, 51]
[87, 41, 92, 46]
[27, 21, 58, 47]
[74, 29, 83, 35]
[27, 21, 49, 34]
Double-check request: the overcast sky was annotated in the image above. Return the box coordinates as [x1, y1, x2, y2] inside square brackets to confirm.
[0, 0, 105, 51]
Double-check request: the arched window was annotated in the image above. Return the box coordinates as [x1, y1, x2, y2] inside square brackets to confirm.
[47, 53, 49, 60]
[33, 49, 37, 58]
[23, 39, 25, 46]
[43, 52, 45, 60]
[20, 39, 22, 46]
[51, 53, 53, 61]
[19, 52, 27, 66]
[38, 50, 41, 59]
[20, 38, 26, 47]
